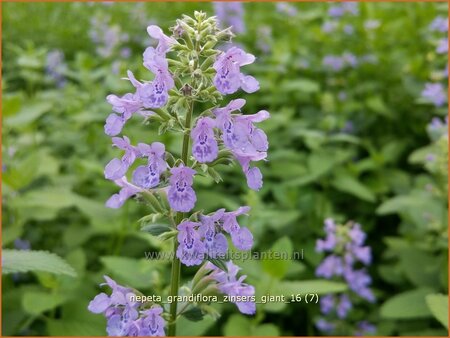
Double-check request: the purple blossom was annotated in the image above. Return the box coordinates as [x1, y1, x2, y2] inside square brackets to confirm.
[140, 307, 166, 336]
[191, 117, 219, 163]
[221, 206, 253, 251]
[177, 221, 205, 266]
[322, 21, 338, 33]
[355, 321, 376, 336]
[320, 295, 335, 315]
[146, 25, 176, 54]
[213, 2, 246, 34]
[436, 38, 448, 54]
[276, 3, 298, 17]
[316, 255, 344, 278]
[429, 16, 448, 32]
[213, 100, 269, 190]
[344, 268, 375, 302]
[343, 24, 354, 35]
[315, 318, 335, 333]
[104, 136, 137, 180]
[206, 261, 256, 314]
[322, 55, 345, 71]
[168, 165, 197, 212]
[106, 177, 143, 209]
[421, 83, 447, 107]
[199, 209, 227, 257]
[46, 49, 66, 87]
[87, 276, 163, 336]
[336, 294, 352, 319]
[132, 142, 167, 189]
[213, 46, 259, 94]
[105, 93, 143, 136]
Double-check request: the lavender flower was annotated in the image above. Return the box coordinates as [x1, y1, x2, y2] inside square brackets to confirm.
[429, 16, 448, 32]
[191, 117, 219, 163]
[322, 21, 338, 33]
[213, 46, 259, 94]
[421, 83, 447, 107]
[213, 99, 269, 190]
[46, 49, 66, 87]
[322, 55, 344, 71]
[355, 321, 376, 336]
[213, 2, 246, 34]
[168, 165, 197, 212]
[105, 93, 143, 136]
[328, 2, 358, 18]
[276, 3, 298, 17]
[199, 208, 227, 257]
[88, 276, 166, 336]
[315, 318, 336, 333]
[104, 136, 137, 180]
[89, 16, 128, 58]
[221, 206, 253, 250]
[436, 38, 448, 54]
[315, 219, 375, 334]
[106, 177, 143, 209]
[206, 261, 256, 314]
[132, 142, 167, 189]
[177, 221, 205, 266]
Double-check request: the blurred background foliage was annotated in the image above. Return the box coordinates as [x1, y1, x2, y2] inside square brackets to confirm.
[2, 1, 448, 336]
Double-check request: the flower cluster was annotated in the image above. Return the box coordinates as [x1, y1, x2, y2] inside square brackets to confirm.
[204, 261, 256, 314]
[89, 15, 130, 59]
[315, 218, 375, 335]
[93, 12, 268, 336]
[421, 83, 447, 107]
[88, 276, 165, 336]
[177, 207, 253, 266]
[213, 2, 245, 34]
[328, 2, 359, 18]
[46, 49, 67, 88]
[322, 52, 358, 71]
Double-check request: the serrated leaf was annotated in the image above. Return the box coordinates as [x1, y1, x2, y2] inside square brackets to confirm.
[426, 294, 448, 329]
[2, 249, 77, 277]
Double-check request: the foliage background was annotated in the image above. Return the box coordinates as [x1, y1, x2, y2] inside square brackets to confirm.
[2, 1, 448, 336]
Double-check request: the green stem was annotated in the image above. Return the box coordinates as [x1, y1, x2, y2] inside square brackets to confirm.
[168, 100, 194, 336]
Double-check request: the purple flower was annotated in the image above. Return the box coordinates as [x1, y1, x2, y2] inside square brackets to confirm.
[140, 307, 166, 336]
[323, 55, 344, 71]
[199, 209, 227, 257]
[46, 49, 66, 87]
[328, 5, 345, 18]
[105, 93, 143, 136]
[320, 295, 335, 315]
[87, 276, 155, 336]
[177, 221, 205, 266]
[344, 268, 375, 302]
[213, 46, 259, 94]
[104, 136, 137, 180]
[355, 321, 376, 336]
[147, 25, 175, 54]
[207, 261, 256, 315]
[132, 142, 167, 189]
[14, 238, 31, 250]
[221, 206, 253, 250]
[336, 294, 352, 319]
[213, 2, 246, 34]
[436, 38, 448, 54]
[421, 83, 447, 107]
[322, 21, 338, 33]
[316, 255, 344, 278]
[343, 24, 354, 35]
[316, 318, 335, 333]
[168, 165, 197, 212]
[429, 16, 448, 32]
[191, 117, 219, 163]
[276, 3, 298, 17]
[214, 100, 269, 190]
[106, 177, 143, 209]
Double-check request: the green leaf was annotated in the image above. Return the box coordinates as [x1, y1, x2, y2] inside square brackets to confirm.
[177, 315, 215, 336]
[273, 280, 347, 296]
[380, 288, 433, 319]
[332, 170, 376, 202]
[282, 79, 320, 93]
[224, 314, 252, 336]
[100, 256, 164, 289]
[141, 223, 173, 236]
[262, 237, 293, 279]
[22, 291, 67, 315]
[2, 249, 77, 277]
[252, 323, 281, 336]
[5, 101, 52, 127]
[207, 257, 228, 272]
[426, 294, 448, 329]
[181, 307, 205, 322]
[376, 195, 422, 215]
